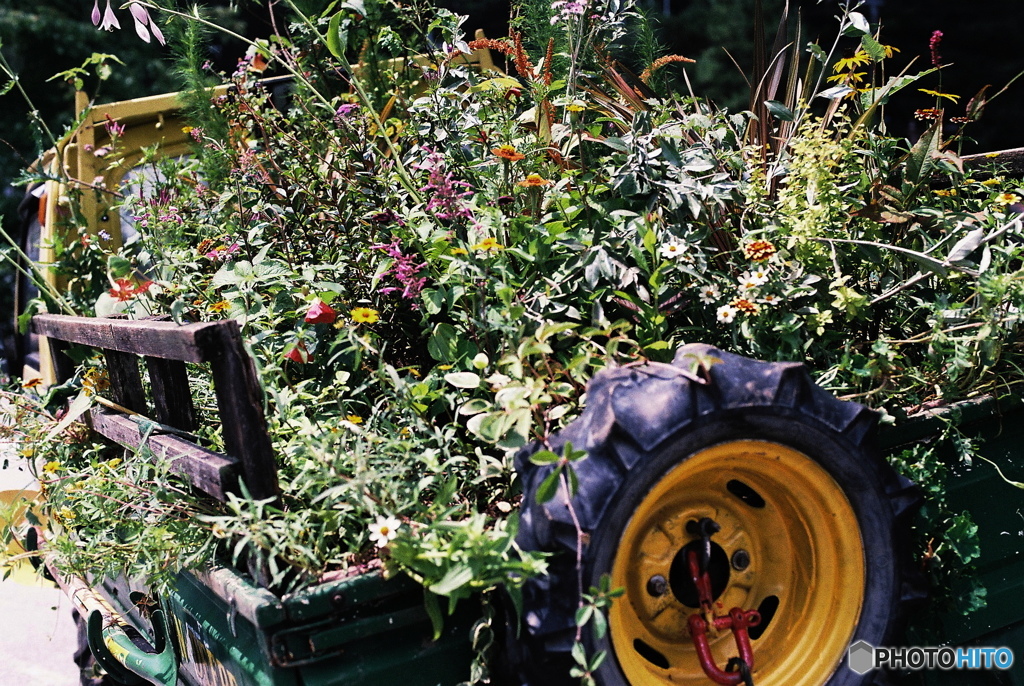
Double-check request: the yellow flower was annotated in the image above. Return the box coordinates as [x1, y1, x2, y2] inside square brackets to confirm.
[919, 88, 961, 103]
[995, 193, 1021, 206]
[833, 51, 871, 72]
[181, 126, 194, 134]
[350, 307, 380, 324]
[57, 507, 76, 521]
[472, 237, 504, 252]
[980, 178, 1002, 187]
[933, 188, 957, 197]
[827, 71, 866, 84]
[346, 414, 364, 424]
[42, 461, 61, 474]
[518, 174, 551, 187]
[450, 247, 468, 255]
[879, 44, 900, 58]
[565, 100, 587, 112]
[209, 300, 231, 313]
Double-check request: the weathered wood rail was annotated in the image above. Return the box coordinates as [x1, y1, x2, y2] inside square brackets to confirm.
[32, 314, 279, 502]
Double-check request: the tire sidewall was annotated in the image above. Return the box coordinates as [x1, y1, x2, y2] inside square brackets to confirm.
[584, 408, 899, 686]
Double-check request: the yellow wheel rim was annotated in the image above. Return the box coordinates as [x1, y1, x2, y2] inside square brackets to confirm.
[608, 440, 864, 686]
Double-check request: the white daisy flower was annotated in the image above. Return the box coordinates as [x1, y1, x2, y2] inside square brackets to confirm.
[368, 515, 403, 548]
[716, 305, 738, 324]
[698, 284, 720, 304]
[760, 293, 781, 306]
[660, 239, 688, 260]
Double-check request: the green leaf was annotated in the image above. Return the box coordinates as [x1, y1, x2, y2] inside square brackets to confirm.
[535, 468, 562, 504]
[326, 11, 345, 59]
[529, 450, 561, 465]
[107, 255, 132, 279]
[844, 11, 870, 36]
[430, 564, 475, 596]
[427, 323, 458, 362]
[444, 371, 481, 389]
[764, 100, 794, 122]
[860, 34, 887, 62]
[906, 120, 941, 185]
[423, 591, 444, 640]
[45, 391, 94, 442]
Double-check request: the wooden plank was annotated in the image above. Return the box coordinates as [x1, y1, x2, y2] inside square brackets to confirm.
[202, 322, 280, 501]
[45, 337, 77, 385]
[90, 409, 239, 501]
[104, 350, 148, 415]
[31, 314, 231, 363]
[145, 357, 197, 432]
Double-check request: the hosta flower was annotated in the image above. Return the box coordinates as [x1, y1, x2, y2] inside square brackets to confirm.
[716, 305, 738, 324]
[304, 300, 337, 324]
[660, 239, 688, 260]
[368, 515, 402, 548]
[698, 284, 720, 304]
[350, 307, 380, 324]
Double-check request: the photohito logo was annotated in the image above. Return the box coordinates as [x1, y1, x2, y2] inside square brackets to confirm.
[847, 640, 1015, 674]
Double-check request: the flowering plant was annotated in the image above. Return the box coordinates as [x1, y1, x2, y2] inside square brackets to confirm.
[3, 0, 1023, 669]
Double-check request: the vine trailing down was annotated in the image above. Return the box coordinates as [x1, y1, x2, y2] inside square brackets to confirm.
[0, 0, 1020, 679]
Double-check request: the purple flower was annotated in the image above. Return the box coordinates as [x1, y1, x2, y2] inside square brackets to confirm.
[91, 0, 102, 26]
[104, 115, 125, 138]
[98, 0, 120, 30]
[372, 239, 428, 300]
[929, 30, 943, 67]
[334, 104, 360, 125]
[416, 151, 474, 221]
[128, 2, 165, 45]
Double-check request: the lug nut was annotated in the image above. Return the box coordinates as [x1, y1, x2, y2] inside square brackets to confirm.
[731, 549, 751, 571]
[646, 575, 669, 597]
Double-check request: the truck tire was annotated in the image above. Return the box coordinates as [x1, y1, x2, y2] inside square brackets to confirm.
[513, 343, 919, 686]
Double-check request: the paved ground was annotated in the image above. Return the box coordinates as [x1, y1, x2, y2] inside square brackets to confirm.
[0, 441, 80, 685]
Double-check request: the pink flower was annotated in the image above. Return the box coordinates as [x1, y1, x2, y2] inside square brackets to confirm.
[128, 2, 165, 45]
[98, 0, 120, 31]
[304, 301, 337, 324]
[91, 0, 102, 26]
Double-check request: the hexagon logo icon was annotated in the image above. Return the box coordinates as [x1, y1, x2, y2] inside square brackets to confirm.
[847, 640, 876, 675]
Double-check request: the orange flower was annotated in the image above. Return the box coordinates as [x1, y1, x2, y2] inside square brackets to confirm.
[731, 298, 760, 314]
[743, 240, 777, 262]
[518, 174, 550, 187]
[209, 300, 231, 313]
[493, 145, 525, 162]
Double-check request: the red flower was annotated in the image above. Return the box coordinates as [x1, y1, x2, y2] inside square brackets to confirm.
[109, 278, 152, 301]
[285, 342, 312, 364]
[304, 300, 337, 324]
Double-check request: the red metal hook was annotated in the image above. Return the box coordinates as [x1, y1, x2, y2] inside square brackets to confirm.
[688, 608, 760, 685]
[685, 548, 760, 684]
